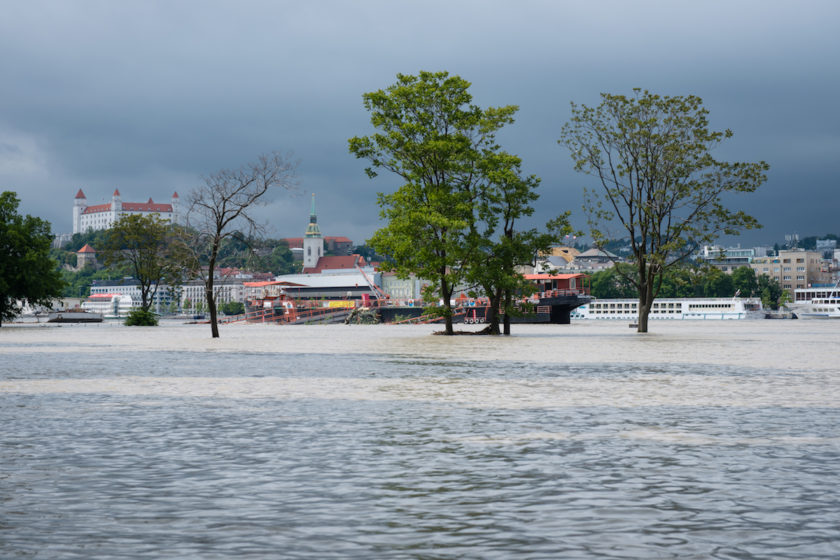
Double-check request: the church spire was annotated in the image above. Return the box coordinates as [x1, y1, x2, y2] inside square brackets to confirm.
[305, 193, 321, 238]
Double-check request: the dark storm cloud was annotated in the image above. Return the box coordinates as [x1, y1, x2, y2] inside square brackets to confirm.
[1, 0, 838, 245]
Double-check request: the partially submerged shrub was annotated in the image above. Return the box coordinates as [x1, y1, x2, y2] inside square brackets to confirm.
[125, 308, 159, 326]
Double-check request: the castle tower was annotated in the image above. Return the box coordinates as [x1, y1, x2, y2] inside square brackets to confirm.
[73, 188, 87, 234]
[76, 244, 97, 269]
[303, 193, 323, 270]
[171, 191, 180, 224]
[110, 188, 122, 227]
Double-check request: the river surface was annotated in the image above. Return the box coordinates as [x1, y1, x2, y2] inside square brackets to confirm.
[1, 320, 839, 559]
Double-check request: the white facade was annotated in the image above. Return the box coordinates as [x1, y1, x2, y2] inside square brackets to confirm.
[89, 282, 174, 313]
[180, 280, 248, 312]
[380, 272, 428, 301]
[73, 189, 182, 234]
[81, 293, 135, 317]
[572, 298, 764, 320]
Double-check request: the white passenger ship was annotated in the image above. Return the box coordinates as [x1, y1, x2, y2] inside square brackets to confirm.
[789, 284, 840, 319]
[572, 298, 764, 320]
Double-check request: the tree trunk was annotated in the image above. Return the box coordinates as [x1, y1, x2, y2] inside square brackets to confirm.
[637, 301, 650, 333]
[637, 279, 653, 333]
[207, 278, 219, 338]
[141, 283, 151, 312]
[503, 289, 512, 335]
[207, 247, 220, 338]
[484, 290, 501, 335]
[440, 276, 453, 335]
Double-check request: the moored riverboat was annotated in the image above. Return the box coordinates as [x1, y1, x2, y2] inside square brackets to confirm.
[789, 283, 840, 319]
[47, 310, 104, 323]
[571, 298, 764, 320]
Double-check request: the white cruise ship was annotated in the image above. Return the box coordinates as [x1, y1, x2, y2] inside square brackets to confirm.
[572, 298, 764, 320]
[789, 284, 840, 319]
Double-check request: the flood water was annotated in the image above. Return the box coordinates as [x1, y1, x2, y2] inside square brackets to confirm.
[1, 320, 839, 559]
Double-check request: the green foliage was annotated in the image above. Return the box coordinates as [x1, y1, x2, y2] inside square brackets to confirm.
[731, 266, 759, 296]
[589, 263, 638, 298]
[124, 308, 159, 326]
[758, 273, 786, 310]
[467, 153, 572, 334]
[60, 267, 125, 298]
[219, 301, 245, 315]
[0, 192, 65, 325]
[73, 230, 109, 252]
[352, 244, 383, 263]
[49, 247, 77, 268]
[590, 262, 785, 306]
[99, 214, 191, 311]
[560, 90, 768, 332]
[257, 243, 297, 275]
[351, 70, 564, 335]
[350, 71, 517, 335]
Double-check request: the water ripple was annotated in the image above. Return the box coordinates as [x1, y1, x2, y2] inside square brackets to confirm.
[1, 323, 839, 558]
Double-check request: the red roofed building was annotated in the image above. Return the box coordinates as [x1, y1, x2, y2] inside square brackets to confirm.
[302, 254, 367, 274]
[76, 243, 98, 269]
[73, 189, 182, 233]
[523, 273, 590, 295]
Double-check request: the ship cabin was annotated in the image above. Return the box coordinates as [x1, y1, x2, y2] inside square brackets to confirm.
[523, 273, 590, 298]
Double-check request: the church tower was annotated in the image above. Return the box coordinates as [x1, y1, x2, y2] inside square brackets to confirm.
[171, 191, 180, 224]
[110, 188, 122, 227]
[73, 188, 87, 234]
[303, 193, 323, 270]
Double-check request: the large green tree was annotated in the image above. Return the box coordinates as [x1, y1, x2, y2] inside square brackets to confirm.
[468, 153, 571, 334]
[560, 90, 768, 332]
[349, 71, 523, 335]
[0, 191, 64, 325]
[731, 266, 759, 297]
[99, 214, 190, 314]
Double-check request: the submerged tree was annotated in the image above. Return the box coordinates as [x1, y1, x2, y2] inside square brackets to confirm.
[468, 153, 571, 334]
[0, 191, 64, 325]
[350, 71, 561, 335]
[187, 152, 297, 338]
[560, 90, 768, 332]
[99, 214, 190, 317]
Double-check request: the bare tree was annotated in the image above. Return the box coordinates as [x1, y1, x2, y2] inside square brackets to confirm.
[187, 152, 298, 338]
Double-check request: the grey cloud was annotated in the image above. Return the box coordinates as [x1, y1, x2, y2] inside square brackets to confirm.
[2, 0, 839, 246]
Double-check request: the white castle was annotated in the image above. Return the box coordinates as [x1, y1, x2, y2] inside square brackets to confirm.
[73, 189, 182, 234]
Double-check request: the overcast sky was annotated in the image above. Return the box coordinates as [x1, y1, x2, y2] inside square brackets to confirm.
[2, 0, 838, 247]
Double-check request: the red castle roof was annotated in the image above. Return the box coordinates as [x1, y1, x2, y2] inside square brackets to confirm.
[82, 203, 111, 214]
[122, 202, 173, 212]
[76, 190, 178, 213]
[82, 202, 173, 214]
[77, 244, 96, 253]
